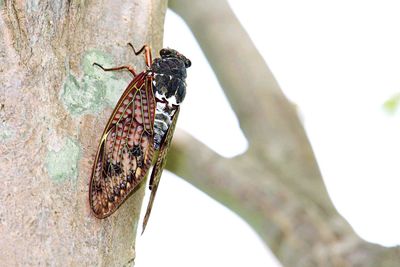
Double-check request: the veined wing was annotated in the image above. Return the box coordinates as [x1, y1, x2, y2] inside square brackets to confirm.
[142, 108, 180, 233]
[89, 72, 156, 218]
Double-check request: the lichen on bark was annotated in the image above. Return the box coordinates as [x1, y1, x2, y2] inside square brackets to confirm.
[60, 50, 128, 116]
[45, 136, 81, 182]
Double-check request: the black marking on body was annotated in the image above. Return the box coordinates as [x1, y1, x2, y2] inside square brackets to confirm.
[151, 53, 188, 105]
[137, 156, 144, 167]
[153, 107, 176, 150]
[150, 50, 190, 150]
[120, 180, 127, 190]
[113, 162, 123, 175]
[127, 173, 134, 183]
[113, 186, 121, 196]
[130, 145, 142, 157]
[103, 161, 111, 175]
[103, 161, 123, 176]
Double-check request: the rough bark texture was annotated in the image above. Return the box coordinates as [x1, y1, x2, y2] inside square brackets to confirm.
[168, 0, 400, 266]
[0, 0, 166, 266]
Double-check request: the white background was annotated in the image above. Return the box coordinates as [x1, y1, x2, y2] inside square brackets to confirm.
[136, 1, 400, 266]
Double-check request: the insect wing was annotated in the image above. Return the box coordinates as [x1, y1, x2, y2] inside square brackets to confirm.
[142, 108, 180, 233]
[89, 73, 156, 218]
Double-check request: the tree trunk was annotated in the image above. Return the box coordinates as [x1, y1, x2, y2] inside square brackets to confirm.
[0, 0, 166, 265]
[168, 0, 400, 266]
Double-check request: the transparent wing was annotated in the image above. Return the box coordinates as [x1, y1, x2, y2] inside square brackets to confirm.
[89, 73, 156, 218]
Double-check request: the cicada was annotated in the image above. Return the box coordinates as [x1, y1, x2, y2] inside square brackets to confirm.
[89, 44, 191, 232]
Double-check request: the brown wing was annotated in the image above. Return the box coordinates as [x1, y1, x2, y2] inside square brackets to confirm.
[89, 72, 156, 218]
[142, 108, 180, 233]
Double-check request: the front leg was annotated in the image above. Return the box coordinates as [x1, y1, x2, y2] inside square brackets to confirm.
[93, 63, 137, 77]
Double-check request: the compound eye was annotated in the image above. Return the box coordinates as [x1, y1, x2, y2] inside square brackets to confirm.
[184, 59, 191, 68]
[160, 49, 171, 57]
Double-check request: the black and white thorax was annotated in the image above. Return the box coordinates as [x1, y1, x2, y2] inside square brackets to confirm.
[150, 49, 191, 150]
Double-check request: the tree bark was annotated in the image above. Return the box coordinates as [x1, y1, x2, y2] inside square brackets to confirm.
[168, 0, 400, 266]
[0, 0, 166, 265]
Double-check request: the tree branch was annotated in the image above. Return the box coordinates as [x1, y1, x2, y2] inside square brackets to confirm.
[167, 0, 400, 266]
[167, 130, 400, 267]
[169, 0, 334, 216]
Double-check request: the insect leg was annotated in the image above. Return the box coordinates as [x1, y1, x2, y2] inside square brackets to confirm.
[127, 43, 152, 68]
[93, 62, 137, 77]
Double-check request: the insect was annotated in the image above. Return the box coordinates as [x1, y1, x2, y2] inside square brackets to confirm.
[89, 44, 191, 232]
